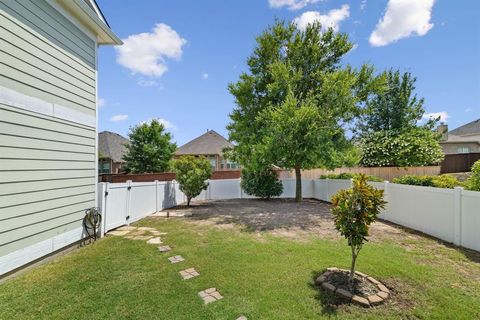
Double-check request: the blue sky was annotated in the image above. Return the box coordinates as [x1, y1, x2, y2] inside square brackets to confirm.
[97, 0, 480, 146]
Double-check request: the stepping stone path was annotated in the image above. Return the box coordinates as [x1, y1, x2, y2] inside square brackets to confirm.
[168, 255, 185, 264]
[110, 225, 230, 312]
[147, 237, 162, 245]
[198, 288, 223, 304]
[236, 316, 247, 320]
[158, 245, 171, 253]
[179, 268, 200, 280]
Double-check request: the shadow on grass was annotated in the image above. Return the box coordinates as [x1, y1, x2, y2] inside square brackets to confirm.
[378, 219, 480, 264]
[309, 270, 351, 316]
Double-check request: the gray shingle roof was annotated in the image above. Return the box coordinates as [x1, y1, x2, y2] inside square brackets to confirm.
[98, 131, 129, 162]
[175, 130, 233, 155]
[449, 118, 480, 136]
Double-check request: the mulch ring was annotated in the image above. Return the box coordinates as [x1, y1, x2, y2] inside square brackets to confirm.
[316, 267, 391, 308]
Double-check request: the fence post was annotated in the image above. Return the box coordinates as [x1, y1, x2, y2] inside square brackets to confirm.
[155, 180, 159, 212]
[453, 187, 463, 246]
[126, 180, 132, 225]
[100, 182, 108, 237]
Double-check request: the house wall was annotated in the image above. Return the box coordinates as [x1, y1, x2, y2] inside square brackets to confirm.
[0, 0, 98, 274]
[440, 142, 480, 155]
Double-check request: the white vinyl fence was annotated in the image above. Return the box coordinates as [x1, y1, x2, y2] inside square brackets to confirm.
[98, 178, 480, 252]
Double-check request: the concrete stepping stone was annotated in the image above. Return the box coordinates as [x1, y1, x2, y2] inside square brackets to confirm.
[131, 235, 153, 241]
[158, 246, 171, 253]
[237, 316, 247, 320]
[150, 230, 167, 235]
[116, 226, 137, 231]
[129, 230, 146, 236]
[168, 255, 185, 264]
[146, 237, 162, 245]
[198, 288, 223, 304]
[137, 227, 156, 231]
[108, 230, 130, 236]
[179, 268, 199, 280]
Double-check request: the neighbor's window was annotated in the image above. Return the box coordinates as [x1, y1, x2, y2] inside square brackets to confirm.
[457, 147, 470, 154]
[221, 159, 240, 169]
[101, 162, 110, 173]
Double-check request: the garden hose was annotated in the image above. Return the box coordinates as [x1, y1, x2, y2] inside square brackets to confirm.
[83, 207, 102, 241]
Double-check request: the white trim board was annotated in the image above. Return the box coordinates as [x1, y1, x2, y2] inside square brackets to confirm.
[0, 85, 96, 127]
[0, 227, 84, 276]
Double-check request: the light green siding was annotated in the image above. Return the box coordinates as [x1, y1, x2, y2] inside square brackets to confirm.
[0, 0, 96, 116]
[0, 0, 97, 258]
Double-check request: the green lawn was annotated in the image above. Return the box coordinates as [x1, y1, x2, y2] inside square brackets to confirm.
[1, 217, 479, 320]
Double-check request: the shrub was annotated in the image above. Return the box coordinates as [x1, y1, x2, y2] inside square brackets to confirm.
[241, 168, 283, 199]
[319, 173, 383, 182]
[359, 129, 444, 167]
[393, 175, 435, 187]
[466, 160, 480, 191]
[432, 174, 463, 189]
[393, 174, 463, 189]
[173, 156, 212, 206]
[331, 174, 386, 282]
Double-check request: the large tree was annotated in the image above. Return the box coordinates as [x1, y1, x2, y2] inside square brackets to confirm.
[357, 70, 436, 135]
[228, 21, 384, 201]
[123, 119, 176, 173]
[356, 69, 444, 167]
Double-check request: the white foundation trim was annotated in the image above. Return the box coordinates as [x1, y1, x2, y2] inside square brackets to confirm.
[0, 227, 84, 276]
[0, 85, 96, 127]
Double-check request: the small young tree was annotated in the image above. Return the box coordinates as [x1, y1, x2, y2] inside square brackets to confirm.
[331, 174, 386, 282]
[173, 156, 212, 206]
[123, 119, 176, 173]
[241, 167, 283, 199]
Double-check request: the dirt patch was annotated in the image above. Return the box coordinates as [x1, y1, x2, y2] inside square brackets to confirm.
[166, 198, 431, 244]
[328, 271, 378, 297]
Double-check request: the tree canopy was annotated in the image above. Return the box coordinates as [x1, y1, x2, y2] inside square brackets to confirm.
[357, 70, 430, 135]
[123, 120, 177, 173]
[355, 69, 444, 167]
[228, 20, 384, 201]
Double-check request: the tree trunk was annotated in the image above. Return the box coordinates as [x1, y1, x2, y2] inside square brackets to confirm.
[295, 165, 302, 202]
[349, 245, 358, 283]
[187, 197, 191, 207]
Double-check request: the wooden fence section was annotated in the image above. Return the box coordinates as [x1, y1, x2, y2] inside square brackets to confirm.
[278, 166, 441, 181]
[99, 170, 242, 183]
[440, 153, 480, 173]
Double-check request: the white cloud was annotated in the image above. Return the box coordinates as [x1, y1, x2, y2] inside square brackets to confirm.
[360, 0, 367, 11]
[141, 118, 177, 131]
[369, 0, 435, 47]
[116, 23, 186, 78]
[423, 111, 449, 122]
[98, 98, 106, 108]
[137, 78, 158, 87]
[268, 0, 320, 10]
[110, 114, 128, 122]
[201, 73, 209, 80]
[294, 4, 350, 32]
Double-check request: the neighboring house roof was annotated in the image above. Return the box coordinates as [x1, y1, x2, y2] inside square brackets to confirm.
[176, 130, 233, 155]
[440, 119, 480, 145]
[449, 118, 480, 136]
[99, 131, 129, 162]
